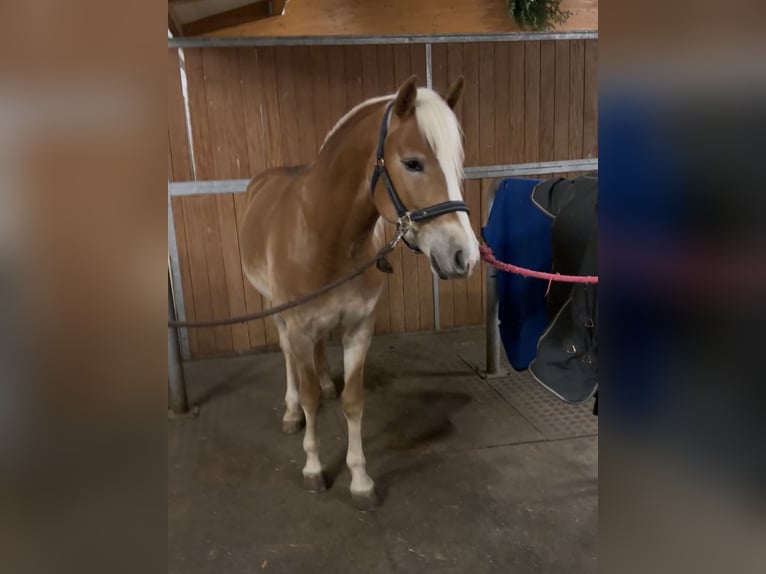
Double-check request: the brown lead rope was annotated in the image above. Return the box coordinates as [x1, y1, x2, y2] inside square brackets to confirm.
[168, 232, 402, 329]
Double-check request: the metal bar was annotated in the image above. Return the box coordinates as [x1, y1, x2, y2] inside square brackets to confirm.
[485, 182, 501, 376]
[425, 43, 433, 88]
[168, 194, 191, 359]
[168, 275, 190, 415]
[169, 31, 597, 49]
[169, 179, 250, 196]
[167, 159, 598, 197]
[166, 158, 597, 358]
[464, 158, 598, 180]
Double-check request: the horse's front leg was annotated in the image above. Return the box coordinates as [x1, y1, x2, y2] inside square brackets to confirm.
[341, 316, 376, 509]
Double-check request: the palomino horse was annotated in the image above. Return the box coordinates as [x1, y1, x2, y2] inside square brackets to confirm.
[239, 76, 479, 508]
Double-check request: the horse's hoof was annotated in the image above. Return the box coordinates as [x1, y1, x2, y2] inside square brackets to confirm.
[320, 384, 338, 400]
[351, 488, 378, 511]
[303, 473, 327, 493]
[282, 416, 304, 434]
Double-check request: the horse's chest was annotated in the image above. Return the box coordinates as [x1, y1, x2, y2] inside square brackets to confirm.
[311, 279, 383, 334]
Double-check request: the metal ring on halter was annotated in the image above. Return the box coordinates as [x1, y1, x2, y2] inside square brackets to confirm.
[396, 212, 413, 234]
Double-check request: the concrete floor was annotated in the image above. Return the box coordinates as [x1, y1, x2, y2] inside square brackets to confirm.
[169, 327, 597, 574]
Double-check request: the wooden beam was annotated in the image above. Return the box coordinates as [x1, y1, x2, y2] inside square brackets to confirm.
[168, 6, 184, 37]
[182, 2, 275, 37]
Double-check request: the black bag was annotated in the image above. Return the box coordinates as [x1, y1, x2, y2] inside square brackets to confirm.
[529, 173, 598, 415]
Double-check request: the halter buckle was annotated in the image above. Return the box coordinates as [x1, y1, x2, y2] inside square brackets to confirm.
[376, 157, 385, 168]
[396, 212, 413, 233]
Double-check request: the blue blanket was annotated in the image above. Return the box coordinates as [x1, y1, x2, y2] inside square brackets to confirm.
[482, 178, 552, 371]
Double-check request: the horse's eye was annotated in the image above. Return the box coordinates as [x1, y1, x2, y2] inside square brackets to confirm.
[402, 159, 423, 172]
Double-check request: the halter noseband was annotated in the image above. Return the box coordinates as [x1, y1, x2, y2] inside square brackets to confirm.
[370, 101, 470, 253]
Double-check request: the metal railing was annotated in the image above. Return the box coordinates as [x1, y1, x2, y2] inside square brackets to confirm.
[169, 31, 597, 50]
[482, 159, 598, 376]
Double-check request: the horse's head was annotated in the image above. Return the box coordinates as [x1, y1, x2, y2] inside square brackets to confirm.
[372, 76, 480, 279]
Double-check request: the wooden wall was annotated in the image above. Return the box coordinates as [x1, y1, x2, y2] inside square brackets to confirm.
[168, 40, 598, 359]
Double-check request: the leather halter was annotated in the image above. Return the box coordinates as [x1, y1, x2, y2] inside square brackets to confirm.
[370, 101, 470, 253]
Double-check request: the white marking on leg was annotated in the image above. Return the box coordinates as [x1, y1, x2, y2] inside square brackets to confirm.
[346, 415, 374, 494]
[343, 321, 375, 495]
[284, 353, 300, 415]
[302, 409, 322, 476]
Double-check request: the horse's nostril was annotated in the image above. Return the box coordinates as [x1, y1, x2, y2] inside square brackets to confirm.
[454, 249, 466, 272]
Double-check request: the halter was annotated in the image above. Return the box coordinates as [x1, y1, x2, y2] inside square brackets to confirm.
[370, 101, 470, 253]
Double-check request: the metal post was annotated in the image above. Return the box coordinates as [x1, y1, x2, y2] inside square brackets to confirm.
[168, 194, 191, 360]
[168, 276, 190, 415]
[485, 181, 501, 376]
[486, 264, 500, 376]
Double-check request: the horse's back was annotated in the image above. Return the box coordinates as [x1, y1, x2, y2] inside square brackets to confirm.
[240, 166, 308, 296]
[244, 165, 307, 204]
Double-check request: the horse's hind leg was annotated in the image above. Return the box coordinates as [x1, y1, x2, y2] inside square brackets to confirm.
[341, 316, 376, 509]
[314, 339, 338, 399]
[277, 320, 304, 434]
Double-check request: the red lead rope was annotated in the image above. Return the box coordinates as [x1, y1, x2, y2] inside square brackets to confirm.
[479, 245, 599, 284]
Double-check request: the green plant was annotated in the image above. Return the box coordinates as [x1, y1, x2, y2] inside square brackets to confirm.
[507, 0, 572, 31]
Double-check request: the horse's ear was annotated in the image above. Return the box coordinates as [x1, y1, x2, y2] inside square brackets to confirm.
[394, 75, 418, 118]
[443, 76, 464, 110]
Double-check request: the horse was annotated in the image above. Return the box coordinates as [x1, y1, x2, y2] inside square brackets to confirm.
[238, 75, 480, 508]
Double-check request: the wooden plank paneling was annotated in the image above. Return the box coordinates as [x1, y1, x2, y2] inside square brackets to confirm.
[539, 41, 556, 161]
[478, 43, 495, 166]
[202, 48, 251, 179]
[493, 42, 511, 165]
[509, 42, 525, 163]
[274, 47, 302, 166]
[179, 50, 217, 356]
[583, 40, 598, 158]
[310, 47, 332, 152]
[524, 42, 541, 163]
[171, 196, 199, 355]
[167, 50, 192, 182]
[240, 47, 284, 170]
[292, 46, 319, 164]
[344, 45, 364, 109]
[181, 195, 218, 356]
[200, 49, 251, 353]
[460, 44, 480, 167]
[204, 0, 598, 38]
[554, 42, 571, 160]
[568, 40, 585, 161]
[170, 41, 599, 358]
[326, 46, 348, 127]
[183, 50, 212, 180]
